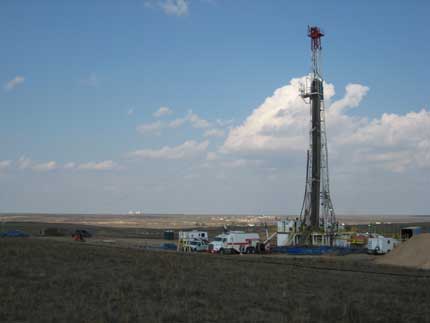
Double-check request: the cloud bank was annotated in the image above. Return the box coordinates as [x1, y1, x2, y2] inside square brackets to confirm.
[222, 76, 430, 172]
[130, 140, 208, 160]
[77, 160, 117, 171]
[0, 160, 12, 170]
[1, 157, 118, 172]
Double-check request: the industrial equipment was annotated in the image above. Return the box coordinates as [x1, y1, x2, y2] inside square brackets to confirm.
[367, 235, 399, 254]
[208, 231, 260, 254]
[299, 26, 337, 245]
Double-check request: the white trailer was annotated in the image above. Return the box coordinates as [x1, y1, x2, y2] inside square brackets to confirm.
[367, 236, 399, 255]
[178, 230, 208, 240]
[208, 231, 260, 254]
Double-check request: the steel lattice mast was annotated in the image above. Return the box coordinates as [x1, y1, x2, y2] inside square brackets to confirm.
[300, 26, 336, 240]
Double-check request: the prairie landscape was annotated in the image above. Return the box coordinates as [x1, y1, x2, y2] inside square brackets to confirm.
[1, 230, 430, 323]
[2, 1, 430, 323]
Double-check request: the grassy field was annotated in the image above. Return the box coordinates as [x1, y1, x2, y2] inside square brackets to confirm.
[0, 221, 268, 241]
[1, 238, 430, 323]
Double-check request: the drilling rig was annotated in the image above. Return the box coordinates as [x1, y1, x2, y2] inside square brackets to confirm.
[299, 26, 337, 245]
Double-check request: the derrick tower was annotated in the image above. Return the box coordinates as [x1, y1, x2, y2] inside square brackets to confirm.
[300, 26, 336, 240]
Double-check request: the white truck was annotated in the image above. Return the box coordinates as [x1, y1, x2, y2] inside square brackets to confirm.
[367, 235, 399, 255]
[208, 231, 260, 254]
[181, 239, 209, 252]
[177, 230, 209, 252]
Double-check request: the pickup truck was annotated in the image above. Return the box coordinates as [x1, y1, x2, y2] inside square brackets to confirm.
[182, 239, 209, 252]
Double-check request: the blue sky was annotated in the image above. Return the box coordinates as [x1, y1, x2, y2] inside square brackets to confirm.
[1, 1, 429, 215]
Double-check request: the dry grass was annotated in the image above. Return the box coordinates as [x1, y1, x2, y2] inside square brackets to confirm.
[1, 238, 429, 323]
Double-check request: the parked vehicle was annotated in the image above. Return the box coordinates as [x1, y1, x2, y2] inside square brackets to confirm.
[73, 229, 92, 238]
[181, 238, 209, 252]
[367, 235, 399, 254]
[72, 229, 92, 242]
[177, 230, 209, 252]
[208, 231, 260, 254]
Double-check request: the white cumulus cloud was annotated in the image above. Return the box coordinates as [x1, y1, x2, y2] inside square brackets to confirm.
[160, 0, 189, 16]
[153, 106, 173, 118]
[222, 75, 430, 173]
[136, 121, 163, 135]
[169, 110, 210, 129]
[10, 157, 119, 172]
[64, 162, 76, 169]
[32, 161, 57, 172]
[204, 128, 225, 138]
[216, 118, 234, 127]
[15, 157, 58, 172]
[0, 160, 12, 170]
[130, 140, 209, 160]
[206, 152, 218, 161]
[337, 109, 430, 172]
[222, 76, 317, 154]
[17, 156, 32, 169]
[4, 76, 25, 92]
[329, 83, 369, 115]
[77, 160, 117, 171]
